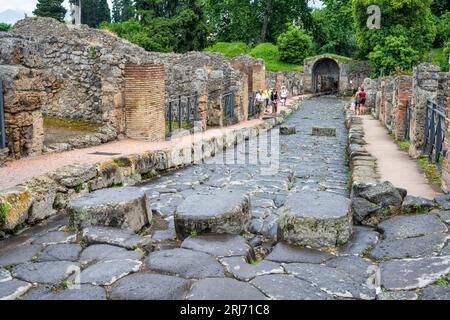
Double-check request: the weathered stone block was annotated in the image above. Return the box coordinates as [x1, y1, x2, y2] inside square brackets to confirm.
[24, 176, 57, 224]
[280, 126, 297, 135]
[0, 186, 33, 231]
[312, 127, 336, 137]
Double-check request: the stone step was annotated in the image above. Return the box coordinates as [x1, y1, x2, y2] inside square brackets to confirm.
[174, 190, 251, 239]
[278, 191, 352, 248]
[68, 187, 151, 233]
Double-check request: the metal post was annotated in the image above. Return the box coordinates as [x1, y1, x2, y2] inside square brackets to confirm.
[178, 95, 182, 129]
[193, 93, 198, 121]
[186, 96, 191, 124]
[231, 92, 235, 118]
[424, 101, 430, 153]
[168, 101, 173, 134]
[0, 81, 5, 149]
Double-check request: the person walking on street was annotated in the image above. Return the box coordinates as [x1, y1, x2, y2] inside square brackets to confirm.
[264, 88, 271, 113]
[359, 88, 367, 115]
[271, 89, 279, 114]
[255, 90, 265, 119]
[280, 86, 288, 107]
[354, 87, 362, 115]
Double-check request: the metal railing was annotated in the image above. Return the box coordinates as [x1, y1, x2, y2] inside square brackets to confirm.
[0, 80, 6, 149]
[404, 100, 411, 141]
[166, 93, 198, 136]
[248, 93, 259, 120]
[222, 91, 235, 121]
[423, 99, 446, 169]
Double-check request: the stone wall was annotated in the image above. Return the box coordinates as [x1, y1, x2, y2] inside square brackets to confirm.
[392, 76, 413, 140]
[441, 60, 450, 193]
[265, 71, 304, 96]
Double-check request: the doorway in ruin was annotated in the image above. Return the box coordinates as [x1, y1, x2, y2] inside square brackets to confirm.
[312, 58, 340, 94]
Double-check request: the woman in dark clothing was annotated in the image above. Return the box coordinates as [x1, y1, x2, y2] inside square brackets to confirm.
[271, 89, 279, 114]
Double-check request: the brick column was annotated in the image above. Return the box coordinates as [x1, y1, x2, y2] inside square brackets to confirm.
[442, 59, 450, 192]
[392, 76, 413, 141]
[124, 64, 165, 142]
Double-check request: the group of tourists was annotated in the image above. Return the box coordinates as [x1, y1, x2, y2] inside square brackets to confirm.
[354, 86, 367, 115]
[254, 86, 289, 119]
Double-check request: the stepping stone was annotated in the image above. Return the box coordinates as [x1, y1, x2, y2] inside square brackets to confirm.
[378, 215, 447, 241]
[12, 261, 80, 284]
[0, 245, 42, 267]
[82, 226, 147, 249]
[419, 285, 450, 300]
[369, 233, 447, 261]
[250, 274, 332, 300]
[326, 256, 378, 281]
[284, 263, 376, 300]
[380, 256, 450, 290]
[79, 244, 143, 263]
[68, 187, 152, 233]
[280, 126, 297, 135]
[145, 248, 224, 279]
[266, 242, 333, 264]
[181, 234, 252, 258]
[378, 291, 418, 300]
[220, 256, 284, 281]
[0, 267, 12, 283]
[79, 260, 142, 286]
[0, 279, 32, 300]
[312, 127, 336, 137]
[278, 191, 352, 248]
[38, 244, 83, 262]
[187, 278, 267, 300]
[402, 196, 437, 213]
[174, 190, 251, 239]
[110, 273, 189, 300]
[32, 231, 76, 246]
[23, 284, 106, 300]
[340, 226, 380, 257]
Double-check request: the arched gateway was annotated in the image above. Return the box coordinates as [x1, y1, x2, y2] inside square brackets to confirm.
[312, 58, 340, 93]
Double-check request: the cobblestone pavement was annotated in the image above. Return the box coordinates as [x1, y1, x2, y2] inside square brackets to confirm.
[1, 97, 450, 300]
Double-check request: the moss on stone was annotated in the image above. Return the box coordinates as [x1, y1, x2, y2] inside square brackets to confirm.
[114, 157, 133, 168]
[44, 116, 102, 132]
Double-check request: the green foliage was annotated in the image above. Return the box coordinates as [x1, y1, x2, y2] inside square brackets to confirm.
[89, 47, 97, 58]
[435, 277, 450, 286]
[113, 157, 132, 168]
[74, 0, 111, 27]
[353, 0, 436, 75]
[433, 12, 450, 47]
[398, 140, 411, 152]
[74, 183, 84, 194]
[306, 53, 353, 62]
[0, 201, 10, 226]
[430, 46, 449, 72]
[112, 0, 135, 22]
[33, 0, 67, 22]
[204, 42, 250, 59]
[418, 156, 442, 187]
[277, 24, 312, 64]
[250, 43, 304, 72]
[0, 22, 10, 32]
[431, 0, 450, 16]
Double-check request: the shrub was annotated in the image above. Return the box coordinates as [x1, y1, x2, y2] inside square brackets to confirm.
[0, 22, 10, 32]
[277, 24, 312, 64]
[204, 42, 250, 59]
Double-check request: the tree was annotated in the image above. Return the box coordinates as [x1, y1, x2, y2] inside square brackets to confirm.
[112, 0, 134, 22]
[0, 23, 10, 32]
[277, 24, 312, 64]
[431, 0, 450, 16]
[433, 12, 450, 47]
[33, 0, 67, 22]
[79, 0, 111, 27]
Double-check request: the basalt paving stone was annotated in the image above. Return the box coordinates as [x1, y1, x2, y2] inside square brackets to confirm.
[250, 274, 333, 300]
[378, 215, 448, 241]
[12, 261, 80, 284]
[340, 226, 380, 257]
[220, 256, 284, 281]
[325, 256, 378, 281]
[79, 259, 142, 286]
[437, 211, 450, 224]
[0, 279, 32, 300]
[110, 273, 189, 300]
[380, 256, 450, 290]
[377, 291, 418, 300]
[82, 226, 147, 249]
[22, 284, 106, 300]
[0, 245, 42, 267]
[181, 234, 252, 258]
[0, 267, 12, 283]
[31, 231, 77, 245]
[266, 242, 333, 264]
[442, 244, 450, 256]
[145, 248, 225, 279]
[38, 244, 83, 262]
[187, 278, 268, 300]
[369, 233, 448, 261]
[284, 263, 376, 300]
[419, 285, 450, 300]
[79, 244, 143, 263]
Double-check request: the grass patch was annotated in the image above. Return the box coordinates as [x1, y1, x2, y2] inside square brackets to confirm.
[306, 53, 353, 62]
[113, 157, 132, 168]
[398, 140, 411, 152]
[43, 116, 102, 132]
[0, 201, 10, 226]
[250, 43, 304, 72]
[204, 42, 251, 59]
[435, 277, 450, 286]
[58, 225, 76, 233]
[190, 230, 198, 237]
[74, 183, 84, 194]
[141, 169, 160, 180]
[418, 156, 442, 187]
[165, 120, 192, 135]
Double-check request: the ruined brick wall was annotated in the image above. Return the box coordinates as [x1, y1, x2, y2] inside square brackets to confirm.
[124, 65, 165, 142]
[392, 76, 413, 140]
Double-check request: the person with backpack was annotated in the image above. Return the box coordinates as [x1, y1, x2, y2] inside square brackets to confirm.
[271, 89, 279, 114]
[359, 88, 367, 115]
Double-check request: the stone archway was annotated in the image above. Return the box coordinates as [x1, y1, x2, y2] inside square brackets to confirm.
[312, 58, 340, 93]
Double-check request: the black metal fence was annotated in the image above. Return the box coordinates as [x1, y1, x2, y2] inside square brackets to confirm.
[0, 80, 6, 149]
[248, 92, 259, 120]
[423, 99, 446, 169]
[222, 91, 235, 121]
[404, 100, 411, 141]
[166, 93, 198, 136]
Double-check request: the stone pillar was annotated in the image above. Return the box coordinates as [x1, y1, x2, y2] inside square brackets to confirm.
[252, 63, 266, 92]
[392, 76, 413, 141]
[384, 77, 394, 130]
[409, 63, 441, 158]
[124, 64, 165, 142]
[441, 58, 450, 193]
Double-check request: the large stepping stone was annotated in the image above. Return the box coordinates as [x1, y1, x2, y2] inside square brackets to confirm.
[266, 242, 333, 264]
[187, 278, 268, 300]
[434, 194, 450, 210]
[23, 284, 106, 300]
[181, 234, 252, 258]
[369, 233, 447, 261]
[110, 273, 189, 300]
[69, 187, 151, 233]
[280, 126, 297, 135]
[79, 244, 143, 263]
[380, 256, 450, 290]
[340, 226, 380, 257]
[284, 263, 376, 300]
[419, 285, 450, 300]
[250, 274, 333, 300]
[82, 226, 147, 249]
[312, 127, 336, 137]
[0, 267, 12, 283]
[32, 231, 77, 245]
[12, 261, 80, 284]
[378, 215, 447, 240]
[38, 244, 83, 262]
[174, 190, 251, 239]
[145, 248, 225, 279]
[278, 191, 352, 248]
[220, 256, 284, 281]
[79, 260, 142, 286]
[0, 279, 32, 300]
[0, 245, 42, 267]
